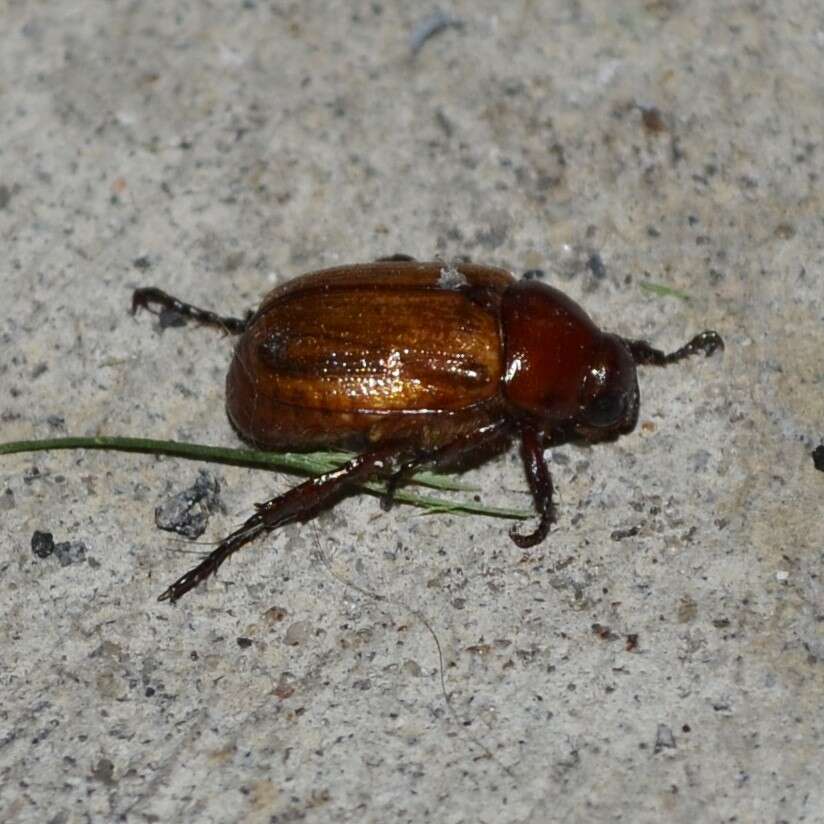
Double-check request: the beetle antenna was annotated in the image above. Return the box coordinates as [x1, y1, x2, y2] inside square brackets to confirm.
[624, 330, 724, 366]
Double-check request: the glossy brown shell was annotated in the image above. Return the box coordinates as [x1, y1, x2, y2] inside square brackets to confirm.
[226, 261, 515, 449]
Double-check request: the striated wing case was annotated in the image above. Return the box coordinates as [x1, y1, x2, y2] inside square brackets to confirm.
[226, 261, 514, 448]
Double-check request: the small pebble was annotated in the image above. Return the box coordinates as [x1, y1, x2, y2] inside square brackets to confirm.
[402, 659, 422, 677]
[285, 620, 311, 646]
[31, 530, 55, 559]
[654, 724, 676, 753]
[55, 541, 88, 567]
[587, 252, 607, 280]
[155, 470, 224, 538]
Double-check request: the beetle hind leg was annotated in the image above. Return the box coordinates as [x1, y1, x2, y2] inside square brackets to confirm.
[132, 287, 252, 335]
[157, 443, 407, 603]
[625, 330, 724, 366]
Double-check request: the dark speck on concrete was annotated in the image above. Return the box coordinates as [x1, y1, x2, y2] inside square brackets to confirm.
[31, 530, 55, 559]
[132, 255, 152, 271]
[155, 469, 225, 539]
[640, 106, 667, 134]
[1, 488, 15, 511]
[23, 466, 43, 484]
[611, 525, 640, 541]
[474, 222, 508, 249]
[55, 540, 88, 566]
[654, 724, 676, 753]
[587, 253, 607, 280]
[237, 637, 253, 649]
[91, 758, 116, 785]
[434, 108, 453, 137]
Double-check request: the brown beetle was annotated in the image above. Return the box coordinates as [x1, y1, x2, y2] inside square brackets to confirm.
[133, 256, 722, 602]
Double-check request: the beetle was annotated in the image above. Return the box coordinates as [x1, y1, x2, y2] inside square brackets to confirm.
[132, 255, 723, 603]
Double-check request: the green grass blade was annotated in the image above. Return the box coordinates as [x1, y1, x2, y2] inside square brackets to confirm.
[639, 282, 691, 301]
[0, 436, 473, 489]
[0, 436, 528, 521]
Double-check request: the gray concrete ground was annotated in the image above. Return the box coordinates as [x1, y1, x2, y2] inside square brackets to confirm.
[1, 2, 823, 822]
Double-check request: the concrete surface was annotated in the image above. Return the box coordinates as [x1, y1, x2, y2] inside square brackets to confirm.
[2, 1, 823, 822]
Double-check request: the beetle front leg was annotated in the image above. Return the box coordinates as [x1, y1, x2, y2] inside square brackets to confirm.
[510, 425, 555, 548]
[157, 443, 407, 603]
[624, 330, 724, 366]
[132, 287, 252, 335]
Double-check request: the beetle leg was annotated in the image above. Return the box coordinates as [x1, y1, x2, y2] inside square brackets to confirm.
[132, 287, 252, 335]
[624, 330, 724, 366]
[380, 420, 511, 512]
[509, 425, 555, 548]
[157, 444, 406, 603]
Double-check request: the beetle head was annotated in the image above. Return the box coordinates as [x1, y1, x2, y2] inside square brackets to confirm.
[573, 333, 639, 442]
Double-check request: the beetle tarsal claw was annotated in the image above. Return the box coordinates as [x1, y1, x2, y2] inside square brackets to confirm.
[157, 570, 200, 603]
[508, 507, 556, 548]
[664, 329, 725, 363]
[157, 586, 175, 603]
[508, 521, 551, 549]
[693, 330, 725, 356]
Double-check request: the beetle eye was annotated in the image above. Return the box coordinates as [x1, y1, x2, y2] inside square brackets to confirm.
[586, 391, 626, 428]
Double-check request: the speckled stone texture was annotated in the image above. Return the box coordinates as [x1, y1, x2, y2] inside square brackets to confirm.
[2, 2, 823, 822]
